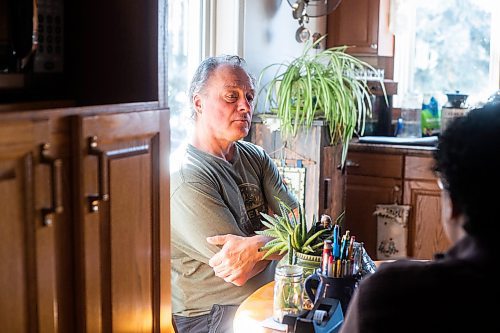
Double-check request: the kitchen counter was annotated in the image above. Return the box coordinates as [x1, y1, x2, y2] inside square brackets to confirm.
[348, 137, 437, 156]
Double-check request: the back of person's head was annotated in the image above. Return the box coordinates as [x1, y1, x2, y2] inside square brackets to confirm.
[188, 55, 256, 116]
[433, 101, 500, 240]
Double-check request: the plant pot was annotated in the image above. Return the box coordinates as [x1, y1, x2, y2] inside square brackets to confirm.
[294, 252, 321, 278]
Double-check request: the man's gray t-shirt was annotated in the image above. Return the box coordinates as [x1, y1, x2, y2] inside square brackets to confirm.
[170, 140, 298, 316]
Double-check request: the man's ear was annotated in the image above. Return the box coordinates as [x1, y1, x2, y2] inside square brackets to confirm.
[193, 94, 203, 113]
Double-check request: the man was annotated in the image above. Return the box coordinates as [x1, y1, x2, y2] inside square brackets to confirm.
[170, 55, 298, 332]
[340, 101, 500, 333]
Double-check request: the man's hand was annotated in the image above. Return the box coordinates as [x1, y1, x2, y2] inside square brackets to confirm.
[207, 234, 270, 286]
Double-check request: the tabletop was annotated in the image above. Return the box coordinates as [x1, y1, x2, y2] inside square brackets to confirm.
[233, 260, 394, 332]
[233, 281, 281, 333]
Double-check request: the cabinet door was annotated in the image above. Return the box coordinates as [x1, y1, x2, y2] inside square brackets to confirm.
[404, 156, 450, 259]
[73, 110, 170, 332]
[404, 180, 449, 259]
[319, 145, 346, 223]
[345, 175, 402, 260]
[327, 0, 393, 56]
[0, 120, 60, 332]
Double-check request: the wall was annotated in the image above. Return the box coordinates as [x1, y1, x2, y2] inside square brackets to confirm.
[243, 0, 326, 114]
[242, 1, 328, 224]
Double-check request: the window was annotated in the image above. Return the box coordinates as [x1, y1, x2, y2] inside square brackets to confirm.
[167, 0, 243, 167]
[168, 0, 206, 161]
[392, 0, 500, 106]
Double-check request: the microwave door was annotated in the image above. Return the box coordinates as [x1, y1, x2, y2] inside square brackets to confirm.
[11, 0, 35, 67]
[0, 0, 34, 72]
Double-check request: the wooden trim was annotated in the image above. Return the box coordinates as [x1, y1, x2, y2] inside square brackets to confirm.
[24, 154, 38, 332]
[0, 102, 161, 120]
[70, 115, 87, 333]
[404, 156, 436, 180]
[159, 109, 172, 332]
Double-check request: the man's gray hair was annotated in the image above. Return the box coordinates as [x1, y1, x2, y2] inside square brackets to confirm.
[188, 55, 256, 116]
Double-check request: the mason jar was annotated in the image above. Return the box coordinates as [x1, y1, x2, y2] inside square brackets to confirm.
[273, 265, 304, 323]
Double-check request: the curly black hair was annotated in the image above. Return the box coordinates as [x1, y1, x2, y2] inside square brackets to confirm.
[433, 101, 500, 240]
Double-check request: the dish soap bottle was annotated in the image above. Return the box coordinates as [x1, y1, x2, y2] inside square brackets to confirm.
[421, 94, 440, 137]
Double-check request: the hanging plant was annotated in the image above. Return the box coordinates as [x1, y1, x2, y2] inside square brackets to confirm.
[257, 34, 386, 166]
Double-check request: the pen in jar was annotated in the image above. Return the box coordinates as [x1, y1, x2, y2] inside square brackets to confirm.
[332, 224, 340, 259]
[347, 235, 355, 260]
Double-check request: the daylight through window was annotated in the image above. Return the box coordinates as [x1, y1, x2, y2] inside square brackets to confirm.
[392, 0, 500, 106]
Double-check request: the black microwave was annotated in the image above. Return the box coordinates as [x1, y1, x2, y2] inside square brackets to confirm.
[1, 0, 64, 94]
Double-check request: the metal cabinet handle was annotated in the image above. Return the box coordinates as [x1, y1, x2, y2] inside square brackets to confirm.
[88, 136, 109, 213]
[345, 159, 360, 168]
[323, 178, 331, 209]
[370, 43, 378, 49]
[40, 143, 63, 226]
[392, 185, 401, 204]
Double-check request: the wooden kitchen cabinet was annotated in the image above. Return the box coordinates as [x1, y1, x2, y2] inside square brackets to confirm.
[344, 146, 450, 260]
[0, 120, 60, 332]
[344, 152, 403, 259]
[319, 145, 347, 227]
[72, 109, 170, 332]
[0, 0, 172, 331]
[327, 0, 393, 56]
[404, 156, 450, 259]
[0, 107, 171, 333]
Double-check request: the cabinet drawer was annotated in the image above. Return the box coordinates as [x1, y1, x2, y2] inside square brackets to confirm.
[346, 152, 403, 178]
[405, 156, 436, 180]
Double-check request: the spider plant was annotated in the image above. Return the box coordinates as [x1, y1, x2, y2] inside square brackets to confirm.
[257, 34, 386, 166]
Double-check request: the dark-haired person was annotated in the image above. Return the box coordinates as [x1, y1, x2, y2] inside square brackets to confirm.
[170, 55, 298, 333]
[339, 101, 500, 333]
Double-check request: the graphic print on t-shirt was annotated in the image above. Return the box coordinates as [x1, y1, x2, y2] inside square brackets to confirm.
[238, 183, 266, 234]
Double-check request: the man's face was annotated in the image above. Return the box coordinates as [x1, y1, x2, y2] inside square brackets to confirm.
[194, 64, 255, 142]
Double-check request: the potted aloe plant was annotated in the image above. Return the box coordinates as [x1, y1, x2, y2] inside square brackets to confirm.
[257, 34, 385, 166]
[256, 198, 344, 277]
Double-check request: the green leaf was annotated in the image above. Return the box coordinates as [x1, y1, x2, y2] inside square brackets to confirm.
[311, 241, 325, 250]
[259, 238, 283, 251]
[261, 242, 286, 260]
[255, 229, 279, 238]
[278, 243, 289, 255]
[302, 228, 329, 248]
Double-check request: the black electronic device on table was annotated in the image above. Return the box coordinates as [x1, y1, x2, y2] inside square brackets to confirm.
[282, 297, 344, 333]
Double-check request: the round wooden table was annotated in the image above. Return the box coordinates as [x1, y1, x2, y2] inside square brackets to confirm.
[233, 281, 280, 333]
[233, 260, 393, 332]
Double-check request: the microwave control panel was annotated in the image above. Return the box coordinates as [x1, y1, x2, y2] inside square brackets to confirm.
[34, 0, 63, 73]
